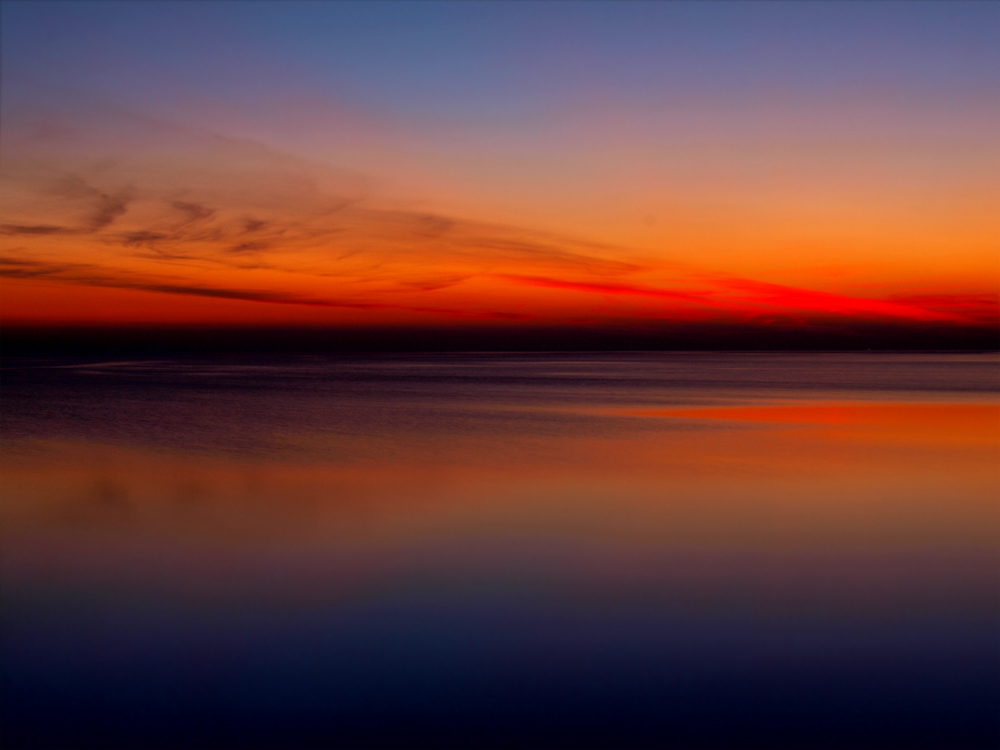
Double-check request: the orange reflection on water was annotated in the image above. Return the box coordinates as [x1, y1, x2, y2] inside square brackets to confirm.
[624, 401, 999, 433]
[2, 383, 998, 621]
[3, 399, 997, 545]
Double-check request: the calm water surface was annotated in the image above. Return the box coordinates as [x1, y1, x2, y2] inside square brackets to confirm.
[2, 353, 998, 748]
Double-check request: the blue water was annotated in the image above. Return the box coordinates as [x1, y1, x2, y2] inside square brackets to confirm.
[2, 353, 998, 748]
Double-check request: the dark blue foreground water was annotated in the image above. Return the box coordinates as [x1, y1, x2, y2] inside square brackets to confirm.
[2, 353, 998, 748]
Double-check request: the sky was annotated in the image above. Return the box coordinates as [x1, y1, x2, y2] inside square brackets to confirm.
[1, 1, 998, 336]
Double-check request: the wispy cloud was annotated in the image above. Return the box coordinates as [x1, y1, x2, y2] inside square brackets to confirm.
[498, 272, 983, 325]
[497, 274, 705, 303]
[43, 173, 134, 231]
[0, 256, 379, 308]
[713, 277, 970, 323]
[0, 224, 77, 236]
[886, 293, 1000, 326]
[0, 256, 527, 321]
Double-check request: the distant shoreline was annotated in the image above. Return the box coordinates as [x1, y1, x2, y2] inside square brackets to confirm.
[2, 323, 996, 356]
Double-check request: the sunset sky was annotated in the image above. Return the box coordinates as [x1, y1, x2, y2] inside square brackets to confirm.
[1, 1, 997, 337]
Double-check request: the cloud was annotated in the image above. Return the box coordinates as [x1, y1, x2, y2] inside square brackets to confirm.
[242, 218, 268, 233]
[408, 213, 455, 239]
[0, 256, 357, 307]
[43, 173, 134, 231]
[397, 275, 472, 292]
[713, 277, 966, 323]
[0, 257, 86, 278]
[0, 224, 76, 235]
[228, 241, 271, 253]
[1, 94, 646, 298]
[121, 231, 170, 247]
[0, 256, 510, 320]
[499, 272, 977, 325]
[498, 274, 705, 303]
[88, 187, 133, 230]
[886, 293, 1000, 325]
[171, 200, 215, 223]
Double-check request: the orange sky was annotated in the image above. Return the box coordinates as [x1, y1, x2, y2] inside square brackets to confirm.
[2, 112, 996, 330]
[1, 6, 998, 333]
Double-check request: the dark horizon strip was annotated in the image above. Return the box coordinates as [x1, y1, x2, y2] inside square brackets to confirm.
[1, 322, 996, 357]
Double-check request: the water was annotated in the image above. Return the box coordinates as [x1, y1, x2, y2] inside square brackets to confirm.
[2, 352, 998, 748]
